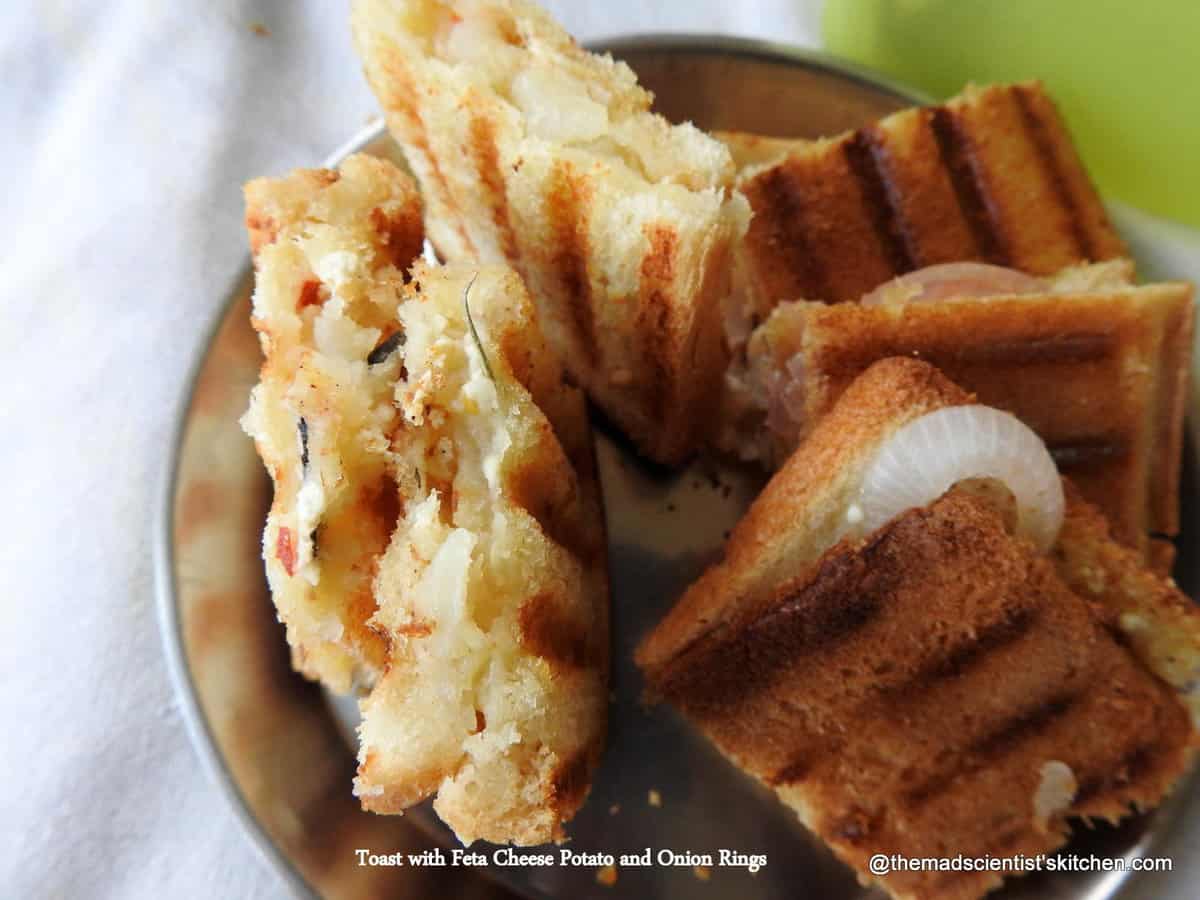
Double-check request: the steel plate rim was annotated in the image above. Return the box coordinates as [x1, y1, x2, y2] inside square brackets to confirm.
[153, 116, 390, 900]
[585, 32, 934, 107]
[153, 266, 317, 900]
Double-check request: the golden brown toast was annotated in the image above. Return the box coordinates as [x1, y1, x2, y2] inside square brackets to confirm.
[242, 156, 609, 844]
[723, 82, 1128, 326]
[728, 278, 1194, 561]
[355, 263, 609, 846]
[242, 153, 424, 692]
[644, 492, 1194, 900]
[352, 0, 749, 464]
[638, 358, 1199, 900]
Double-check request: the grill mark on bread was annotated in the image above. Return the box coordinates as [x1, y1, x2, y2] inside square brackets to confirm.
[636, 226, 680, 424]
[842, 128, 917, 274]
[383, 55, 474, 254]
[750, 165, 830, 301]
[768, 606, 1039, 787]
[545, 164, 598, 366]
[806, 318, 1121, 394]
[928, 107, 1010, 265]
[518, 591, 593, 670]
[510, 460, 600, 566]
[963, 691, 1077, 757]
[946, 332, 1114, 366]
[809, 331, 1113, 397]
[1012, 85, 1092, 259]
[657, 531, 894, 712]
[468, 114, 518, 263]
[1149, 293, 1193, 539]
[902, 691, 1080, 810]
[883, 605, 1039, 697]
[1049, 436, 1128, 468]
[551, 746, 595, 812]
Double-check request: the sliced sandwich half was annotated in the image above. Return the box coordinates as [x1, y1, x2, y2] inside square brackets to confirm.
[639, 357, 1199, 900]
[242, 153, 425, 692]
[355, 261, 609, 846]
[721, 263, 1193, 566]
[351, 0, 749, 464]
[242, 155, 608, 844]
[721, 81, 1128, 337]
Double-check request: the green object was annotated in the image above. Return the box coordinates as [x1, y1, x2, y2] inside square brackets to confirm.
[822, 0, 1200, 228]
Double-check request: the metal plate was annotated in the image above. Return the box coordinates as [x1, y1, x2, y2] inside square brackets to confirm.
[157, 36, 1200, 900]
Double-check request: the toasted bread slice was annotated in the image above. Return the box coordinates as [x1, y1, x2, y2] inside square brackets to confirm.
[351, 0, 749, 464]
[242, 158, 608, 843]
[639, 358, 1199, 900]
[724, 276, 1193, 560]
[241, 153, 424, 692]
[354, 262, 608, 846]
[722, 82, 1127, 332]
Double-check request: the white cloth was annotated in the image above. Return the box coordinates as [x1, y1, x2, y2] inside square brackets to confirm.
[0, 3, 819, 898]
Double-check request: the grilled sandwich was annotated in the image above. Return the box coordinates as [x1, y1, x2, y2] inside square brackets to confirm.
[720, 82, 1128, 341]
[242, 153, 425, 692]
[351, 0, 750, 464]
[242, 157, 609, 844]
[355, 261, 608, 846]
[721, 266, 1193, 565]
[639, 358, 1199, 900]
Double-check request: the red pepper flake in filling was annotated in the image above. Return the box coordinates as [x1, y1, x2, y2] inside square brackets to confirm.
[296, 278, 324, 311]
[276, 526, 297, 576]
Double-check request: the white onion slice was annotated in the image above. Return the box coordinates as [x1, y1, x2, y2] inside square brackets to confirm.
[857, 405, 1064, 551]
[860, 263, 1045, 306]
[1033, 760, 1077, 830]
